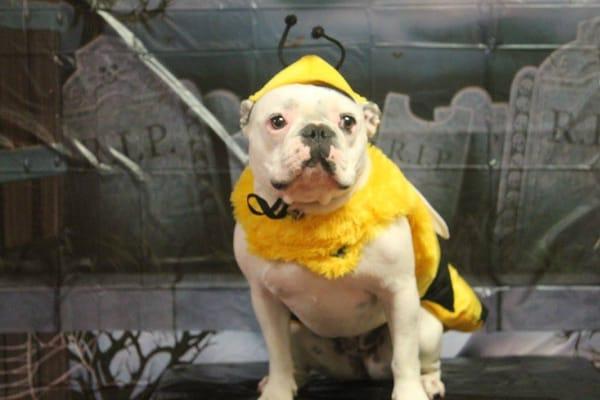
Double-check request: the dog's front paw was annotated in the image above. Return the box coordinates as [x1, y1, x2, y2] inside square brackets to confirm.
[421, 370, 445, 399]
[391, 380, 429, 400]
[258, 375, 297, 400]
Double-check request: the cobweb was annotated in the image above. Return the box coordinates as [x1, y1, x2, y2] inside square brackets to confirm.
[0, 330, 213, 400]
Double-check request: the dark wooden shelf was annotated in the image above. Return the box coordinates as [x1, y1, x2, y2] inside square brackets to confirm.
[0, 145, 67, 184]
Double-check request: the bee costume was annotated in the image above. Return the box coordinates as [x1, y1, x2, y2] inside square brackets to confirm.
[232, 54, 487, 332]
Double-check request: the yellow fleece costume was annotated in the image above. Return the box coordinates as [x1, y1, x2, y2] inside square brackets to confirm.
[232, 55, 486, 332]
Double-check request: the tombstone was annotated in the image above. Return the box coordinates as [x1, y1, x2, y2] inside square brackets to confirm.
[63, 35, 231, 271]
[494, 17, 600, 283]
[377, 93, 472, 228]
[434, 88, 507, 201]
[494, 66, 538, 269]
[434, 88, 508, 277]
[227, 131, 248, 189]
[203, 90, 242, 136]
[202, 90, 245, 192]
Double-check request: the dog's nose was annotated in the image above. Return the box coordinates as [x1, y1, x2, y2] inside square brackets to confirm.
[300, 124, 335, 143]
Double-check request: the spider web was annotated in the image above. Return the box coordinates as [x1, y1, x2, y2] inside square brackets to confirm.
[0, 330, 213, 400]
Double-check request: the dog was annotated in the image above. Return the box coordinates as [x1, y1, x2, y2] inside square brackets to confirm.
[231, 55, 485, 400]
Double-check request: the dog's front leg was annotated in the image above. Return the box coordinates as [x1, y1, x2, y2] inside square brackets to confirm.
[250, 284, 297, 400]
[380, 278, 429, 400]
[234, 225, 297, 399]
[366, 218, 429, 400]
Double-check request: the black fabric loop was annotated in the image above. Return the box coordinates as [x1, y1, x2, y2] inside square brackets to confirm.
[247, 193, 289, 220]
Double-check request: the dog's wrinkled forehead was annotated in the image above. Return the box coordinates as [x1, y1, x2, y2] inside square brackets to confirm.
[253, 84, 359, 118]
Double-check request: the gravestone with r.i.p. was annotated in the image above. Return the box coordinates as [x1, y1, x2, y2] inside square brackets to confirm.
[434, 88, 508, 277]
[63, 35, 231, 271]
[495, 17, 600, 283]
[377, 93, 472, 230]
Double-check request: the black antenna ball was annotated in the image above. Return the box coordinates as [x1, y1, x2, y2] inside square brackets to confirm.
[311, 26, 325, 39]
[285, 14, 297, 26]
[278, 15, 346, 70]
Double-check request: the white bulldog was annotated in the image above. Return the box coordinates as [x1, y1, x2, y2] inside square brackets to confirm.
[231, 55, 486, 400]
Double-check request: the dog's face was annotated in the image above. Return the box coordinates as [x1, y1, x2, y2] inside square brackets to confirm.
[240, 84, 381, 206]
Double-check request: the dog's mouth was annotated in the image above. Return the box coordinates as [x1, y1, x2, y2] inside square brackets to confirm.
[271, 167, 348, 206]
[302, 153, 337, 176]
[271, 156, 350, 192]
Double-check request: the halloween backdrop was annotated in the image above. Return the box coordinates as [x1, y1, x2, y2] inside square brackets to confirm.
[0, 0, 598, 398]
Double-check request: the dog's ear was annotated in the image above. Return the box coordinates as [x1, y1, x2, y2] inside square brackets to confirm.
[240, 99, 254, 136]
[363, 101, 381, 139]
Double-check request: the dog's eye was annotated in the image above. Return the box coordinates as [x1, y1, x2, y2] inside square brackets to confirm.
[269, 114, 287, 130]
[340, 114, 356, 131]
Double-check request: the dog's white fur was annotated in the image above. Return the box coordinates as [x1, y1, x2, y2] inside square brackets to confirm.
[234, 84, 448, 400]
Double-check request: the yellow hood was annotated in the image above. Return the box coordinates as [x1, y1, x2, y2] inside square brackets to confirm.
[249, 55, 367, 104]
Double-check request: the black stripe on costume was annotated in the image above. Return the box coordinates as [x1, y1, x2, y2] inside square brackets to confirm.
[420, 253, 455, 312]
[480, 303, 489, 322]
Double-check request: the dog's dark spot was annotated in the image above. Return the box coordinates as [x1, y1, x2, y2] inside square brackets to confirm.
[283, 98, 298, 110]
[289, 209, 305, 220]
[368, 293, 377, 304]
[356, 301, 369, 310]
[271, 180, 290, 190]
[311, 346, 323, 355]
[358, 327, 386, 354]
[356, 293, 377, 311]
[362, 329, 383, 349]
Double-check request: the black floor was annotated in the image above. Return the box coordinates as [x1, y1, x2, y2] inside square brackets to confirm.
[152, 357, 600, 400]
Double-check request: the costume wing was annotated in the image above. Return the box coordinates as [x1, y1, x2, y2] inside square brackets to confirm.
[412, 186, 450, 240]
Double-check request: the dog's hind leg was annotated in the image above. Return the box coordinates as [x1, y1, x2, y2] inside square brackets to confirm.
[361, 306, 445, 399]
[290, 320, 369, 383]
[288, 320, 312, 387]
[288, 311, 445, 400]
[419, 308, 445, 399]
